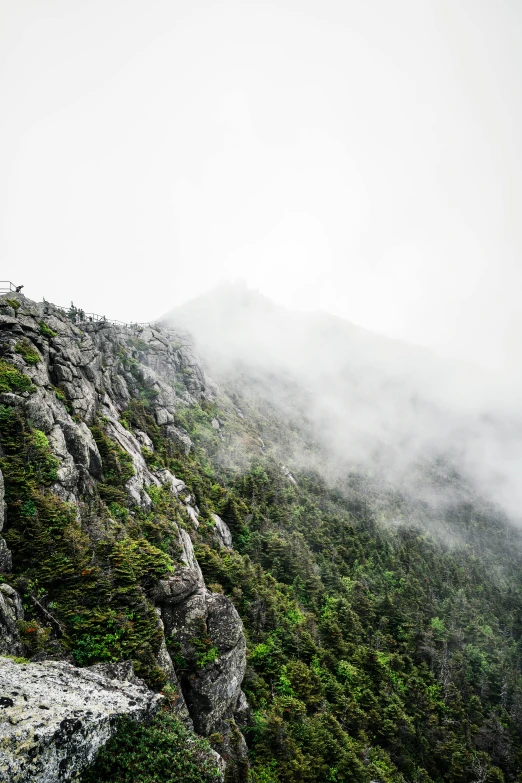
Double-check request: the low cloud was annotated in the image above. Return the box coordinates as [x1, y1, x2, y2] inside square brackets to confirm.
[162, 283, 522, 526]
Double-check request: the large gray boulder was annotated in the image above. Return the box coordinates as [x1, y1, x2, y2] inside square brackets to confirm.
[165, 424, 193, 454]
[0, 658, 163, 783]
[160, 587, 247, 758]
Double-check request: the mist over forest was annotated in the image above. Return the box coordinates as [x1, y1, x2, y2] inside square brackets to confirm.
[163, 283, 522, 527]
[3, 1, 522, 781]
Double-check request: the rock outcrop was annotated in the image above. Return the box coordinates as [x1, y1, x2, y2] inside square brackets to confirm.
[211, 513, 233, 549]
[166, 591, 247, 733]
[156, 527, 247, 763]
[0, 658, 162, 783]
[0, 293, 249, 778]
[152, 517, 247, 759]
[0, 294, 214, 511]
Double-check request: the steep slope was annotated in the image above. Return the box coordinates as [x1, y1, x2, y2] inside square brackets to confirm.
[2, 291, 522, 783]
[0, 293, 248, 781]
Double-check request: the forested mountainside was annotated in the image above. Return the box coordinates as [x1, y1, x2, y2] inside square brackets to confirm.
[1, 292, 522, 783]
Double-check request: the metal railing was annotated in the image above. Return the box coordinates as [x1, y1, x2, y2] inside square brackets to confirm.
[0, 281, 19, 293]
[49, 303, 158, 330]
[0, 286, 159, 331]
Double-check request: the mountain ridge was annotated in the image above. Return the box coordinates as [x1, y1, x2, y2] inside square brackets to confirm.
[162, 283, 522, 522]
[161, 282, 488, 383]
[1, 291, 522, 783]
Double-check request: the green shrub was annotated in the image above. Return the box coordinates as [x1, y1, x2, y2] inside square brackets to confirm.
[1, 654, 30, 664]
[17, 619, 51, 655]
[0, 359, 33, 394]
[15, 339, 40, 365]
[39, 321, 57, 338]
[142, 446, 164, 471]
[74, 629, 126, 665]
[4, 298, 20, 310]
[91, 422, 135, 487]
[52, 385, 74, 414]
[81, 713, 222, 783]
[196, 645, 219, 668]
[108, 537, 174, 585]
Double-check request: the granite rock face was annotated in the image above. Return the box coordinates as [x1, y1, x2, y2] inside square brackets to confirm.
[0, 658, 163, 783]
[152, 520, 247, 760]
[0, 294, 249, 777]
[0, 294, 214, 512]
[212, 513, 233, 549]
[159, 580, 248, 765]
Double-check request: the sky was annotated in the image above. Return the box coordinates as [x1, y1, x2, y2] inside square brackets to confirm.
[1, 0, 522, 372]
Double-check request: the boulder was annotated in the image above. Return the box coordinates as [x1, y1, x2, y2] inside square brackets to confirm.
[24, 392, 54, 434]
[0, 658, 162, 783]
[165, 424, 193, 455]
[152, 570, 202, 605]
[161, 590, 246, 736]
[61, 421, 103, 479]
[211, 513, 233, 549]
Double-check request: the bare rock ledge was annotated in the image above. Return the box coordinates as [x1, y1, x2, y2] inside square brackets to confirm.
[0, 658, 162, 783]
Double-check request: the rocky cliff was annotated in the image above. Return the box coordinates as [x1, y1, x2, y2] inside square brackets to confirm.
[4, 292, 522, 783]
[0, 293, 248, 781]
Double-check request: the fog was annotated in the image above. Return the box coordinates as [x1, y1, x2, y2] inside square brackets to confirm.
[2, 0, 522, 377]
[3, 2, 522, 517]
[163, 283, 522, 523]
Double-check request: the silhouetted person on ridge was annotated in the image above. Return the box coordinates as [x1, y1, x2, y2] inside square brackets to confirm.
[15, 285, 23, 293]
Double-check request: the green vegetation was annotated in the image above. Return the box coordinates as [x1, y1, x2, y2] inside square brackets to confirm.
[90, 421, 135, 504]
[1, 654, 30, 664]
[39, 321, 57, 338]
[17, 617, 51, 654]
[81, 713, 222, 783]
[3, 329, 522, 783]
[4, 298, 20, 311]
[53, 385, 74, 414]
[14, 339, 40, 364]
[169, 406, 522, 783]
[0, 406, 175, 687]
[0, 359, 34, 394]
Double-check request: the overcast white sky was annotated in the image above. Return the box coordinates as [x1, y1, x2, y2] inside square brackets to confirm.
[1, 0, 521, 372]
